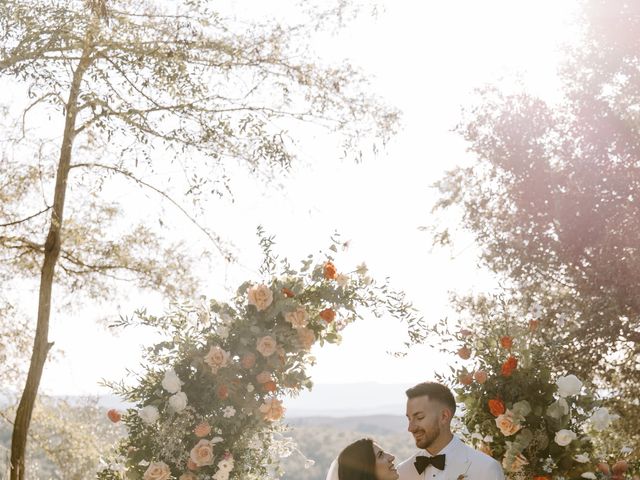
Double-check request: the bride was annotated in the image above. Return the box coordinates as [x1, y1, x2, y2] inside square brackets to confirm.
[326, 438, 399, 480]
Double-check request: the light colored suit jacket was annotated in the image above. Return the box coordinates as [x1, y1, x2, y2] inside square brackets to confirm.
[397, 436, 504, 480]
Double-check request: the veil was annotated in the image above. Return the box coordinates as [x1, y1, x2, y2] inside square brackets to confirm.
[325, 457, 339, 480]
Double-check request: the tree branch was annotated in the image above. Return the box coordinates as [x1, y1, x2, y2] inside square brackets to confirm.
[69, 162, 234, 260]
[0, 208, 52, 228]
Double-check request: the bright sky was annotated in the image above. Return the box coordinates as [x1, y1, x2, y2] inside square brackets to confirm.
[37, 0, 580, 397]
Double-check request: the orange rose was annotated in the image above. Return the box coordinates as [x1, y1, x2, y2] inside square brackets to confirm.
[194, 422, 211, 438]
[217, 385, 229, 400]
[500, 336, 513, 349]
[459, 373, 473, 385]
[281, 287, 296, 298]
[501, 355, 518, 376]
[319, 308, 336, 323]
[533, 477, 550, 480]
[107, 409, 121, 423]
[261, 381, 277, 393]
[323, 261, 338, 280]
[474, 370, 488, 384]
[488, 399, 506, 417]
[457, 346, 471, 360]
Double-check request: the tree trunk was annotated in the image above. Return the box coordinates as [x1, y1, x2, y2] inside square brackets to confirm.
[10, 25, 95, 480]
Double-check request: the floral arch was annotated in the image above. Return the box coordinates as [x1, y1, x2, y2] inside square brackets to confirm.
[98, 240, 422, 480]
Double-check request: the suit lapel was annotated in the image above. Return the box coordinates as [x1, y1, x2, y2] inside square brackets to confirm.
[443, 437, 471, 480]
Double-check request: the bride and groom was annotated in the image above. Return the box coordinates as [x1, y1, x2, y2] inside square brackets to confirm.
[326, 382, 505, 480]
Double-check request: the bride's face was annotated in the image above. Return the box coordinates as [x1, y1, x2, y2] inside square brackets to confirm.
[372, 443, 398, 480]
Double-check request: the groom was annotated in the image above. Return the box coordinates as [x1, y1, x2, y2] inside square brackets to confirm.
[397, 382, 504, 480]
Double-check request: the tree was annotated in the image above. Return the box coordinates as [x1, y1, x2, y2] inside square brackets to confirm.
[0, 0, 397, 477]
[432, 0, 639, 453]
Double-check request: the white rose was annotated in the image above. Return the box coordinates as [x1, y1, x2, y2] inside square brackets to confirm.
[169, 391, 188, 412]
[483, 435, 494, 443]
[581, 473, 597, 479]
[556, 374, 582, 397]
[138, 405, 159, 425]
[574, 453, 589, 463]
[554, 429, 577, 446]
[546, 398, 569, 419]
[512, 400, 531, 417]
[143, 461, 171, 480]
[161, 369, 182, 394]
[590, 407, 617, 431]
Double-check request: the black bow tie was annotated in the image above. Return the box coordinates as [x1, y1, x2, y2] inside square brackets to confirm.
[414, 454, 446, 473]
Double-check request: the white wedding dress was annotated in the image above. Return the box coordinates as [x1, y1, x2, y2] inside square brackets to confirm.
[325, 458, 339, 480]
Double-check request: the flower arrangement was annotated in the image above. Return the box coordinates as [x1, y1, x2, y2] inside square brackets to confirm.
[433, 302, 637, 479]
[98, 236, 422, 479]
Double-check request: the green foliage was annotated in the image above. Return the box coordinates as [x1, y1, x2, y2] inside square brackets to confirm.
[99, 240, 421, 479]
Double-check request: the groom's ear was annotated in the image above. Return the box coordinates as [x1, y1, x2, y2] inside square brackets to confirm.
[439, 405, 454, 424]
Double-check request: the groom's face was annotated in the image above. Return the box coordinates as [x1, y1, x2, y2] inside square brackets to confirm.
[406, 395, 444, 449]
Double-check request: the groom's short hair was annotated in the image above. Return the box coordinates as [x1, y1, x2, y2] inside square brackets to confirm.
[406, 381, 457, 415]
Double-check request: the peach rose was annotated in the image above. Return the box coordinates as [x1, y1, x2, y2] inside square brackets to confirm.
[143, 462, 171, 480]
[495, 411, 522, 436]
[247, 284, 273, 311]
[612, 461, 628, 474]
[297, 327, 316, 350]
[256, 335, 277, 357]
[596, 462, 611, 474]
[180, 473, 198, 480]
[204, 345, 230, 374]
[457, 346, 471, 360]
[323, 261, 338, 279]
[459, 373, 473, 385]
[474, 370, 488, 384]
[259, 397, 285, 421]
[187, 458, 198, 471]
[190, 439, 215, 467]
[107, 409, 121, 423]
[319, 308, 336, 323]
[256, 371, 273, 384]
[502, 453, 528, 473]
[194, 422, 211, 438]
[284, 306, 309, 329]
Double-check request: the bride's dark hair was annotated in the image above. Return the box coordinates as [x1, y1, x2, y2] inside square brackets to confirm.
[337, 438, 376, 480]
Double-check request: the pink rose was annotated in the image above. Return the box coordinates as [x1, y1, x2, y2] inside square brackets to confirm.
[256, 336, 277, 357]
[247, 284, 273, 311]
[190, 439, 215, 467]
[284, 306, 309, 329]
[204, 345, 230, 374]
[143, 462, 171, 480]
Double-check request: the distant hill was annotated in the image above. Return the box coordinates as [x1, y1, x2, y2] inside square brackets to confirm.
[281, 415, 416, 480]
